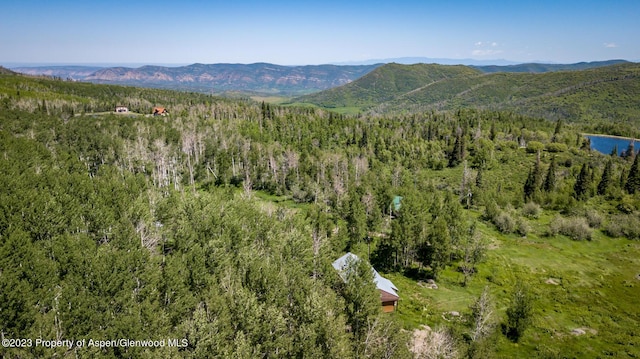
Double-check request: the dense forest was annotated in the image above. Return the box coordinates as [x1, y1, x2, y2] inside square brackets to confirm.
[1, 72, 639, 358]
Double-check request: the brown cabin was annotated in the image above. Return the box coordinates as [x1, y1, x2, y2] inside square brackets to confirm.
[380, 289, 400, 313]
[153, 107, 168, 116]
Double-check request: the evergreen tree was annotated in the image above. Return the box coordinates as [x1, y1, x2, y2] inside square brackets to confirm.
[345, 189, 367, 250]
[523, 168, 536, 201]
[619, 167, 628, 189]
[552, 119, 562, 142]
[489, 121, 497, 141]
[597, 160, 613, 195]
[448, 129, 466, 167]
[543, 157, 557, 192]
[573, 163, 591, 200]
[625, 153, 640, 194]
[504, 282, 533, 342]
[475, 166, 484, 189]
[523, 158, 543, 201]
[623, 141, 636, 160]
[610, 144, 619, 157]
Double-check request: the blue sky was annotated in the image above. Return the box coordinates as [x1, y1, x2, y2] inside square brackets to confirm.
[1, 0, 638, 65]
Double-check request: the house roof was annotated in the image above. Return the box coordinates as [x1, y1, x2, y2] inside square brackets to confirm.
[332, 252, 399, 299]
[392, 196, 403, 211]
[380, 289, 399, 302]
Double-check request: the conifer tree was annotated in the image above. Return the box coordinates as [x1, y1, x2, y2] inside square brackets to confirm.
[475, 166, 484, 189]
[523, 168, 536, 201]
[597, 160, 613, 195]
[625, 153, 640, 194]
[523, 157, 543, 201]
[504, 282, 533, 342]
[543, 157, 557, 192]
[573, 163, 591, 200]
[345, 189, 367, 250]
[623, 141, 636, 160]
[489, 121, 497, 141]
[552, 119, 562, 142]
[448, 130, 466, 167]
[610, 144, 618, 157]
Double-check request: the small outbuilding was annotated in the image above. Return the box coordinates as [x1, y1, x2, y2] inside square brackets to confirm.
[153, 107, 168, 116]
[332, 252, 400, 312]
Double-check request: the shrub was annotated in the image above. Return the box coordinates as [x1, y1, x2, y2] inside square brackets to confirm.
[584, 209, 603, 228]
[549, 216, 592, 241]
[516, 217, 530, 237]
[616, 195, 638, 214]
[604, 214, 640, 240]
[522, 202, 541, 219]
[545, 142, 568, 153]
[483, 200, 500, 222]
[494, 211, 516, 234]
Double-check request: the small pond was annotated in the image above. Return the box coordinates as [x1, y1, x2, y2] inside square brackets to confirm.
[586, 134, 639, 156]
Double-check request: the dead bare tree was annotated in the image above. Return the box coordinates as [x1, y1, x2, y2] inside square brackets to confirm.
[470, 286, 495, 342]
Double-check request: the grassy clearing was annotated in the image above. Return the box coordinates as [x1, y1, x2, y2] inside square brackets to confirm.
[388, 211, 640, 357]
[252, 190, 313, 211]
[249, 95, 291, 104]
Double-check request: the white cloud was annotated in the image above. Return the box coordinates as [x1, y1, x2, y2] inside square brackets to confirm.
[604, 42, 618, 48]
[472, 41, 502, 57]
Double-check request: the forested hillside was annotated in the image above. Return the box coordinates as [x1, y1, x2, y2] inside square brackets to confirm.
[473, 59, 629, 74]
[295, 62, 640, 123]
[1, 73, 639, 358]
[293, 63, 481, 110]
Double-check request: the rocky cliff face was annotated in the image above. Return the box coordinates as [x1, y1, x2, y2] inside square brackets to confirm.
[85, 63, 381, 95]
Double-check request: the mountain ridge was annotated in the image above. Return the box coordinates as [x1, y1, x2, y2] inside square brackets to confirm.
[84, 63, 381, 96]
[294, 61, 640, 122]
[8, 59, 634, 98]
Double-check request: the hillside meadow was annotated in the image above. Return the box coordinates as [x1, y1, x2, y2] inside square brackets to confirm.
[1, 72, 639, 358]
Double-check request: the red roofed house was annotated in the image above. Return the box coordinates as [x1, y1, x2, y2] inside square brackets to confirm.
[153, 107, 168, 116]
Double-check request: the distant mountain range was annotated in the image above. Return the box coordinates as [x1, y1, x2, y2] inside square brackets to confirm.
[293, 61, 640, 122]
[9, 65, 103, 80]
[10, 63, 381, 96]
[7, 59, 633, 97]
[332, 57, 521, 66]
[472, 60, 630, 73]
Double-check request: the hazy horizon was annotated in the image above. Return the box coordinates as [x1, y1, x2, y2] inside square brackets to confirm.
[4, 58, 638, 70]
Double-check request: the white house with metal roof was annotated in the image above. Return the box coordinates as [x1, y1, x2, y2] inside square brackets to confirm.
[332, 252, 400, 312]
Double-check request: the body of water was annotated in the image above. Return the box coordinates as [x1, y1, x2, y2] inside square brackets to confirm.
[586, 134, 639, 156]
